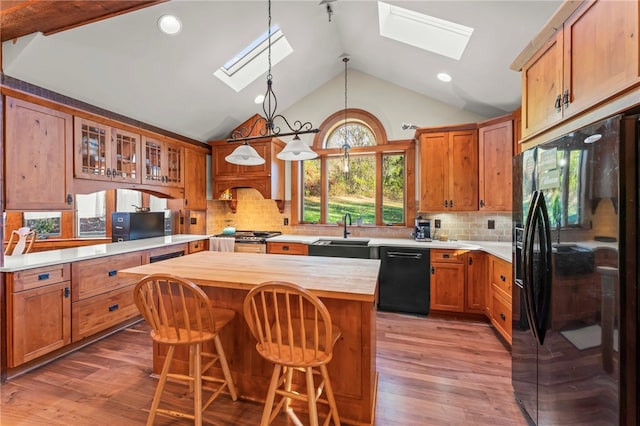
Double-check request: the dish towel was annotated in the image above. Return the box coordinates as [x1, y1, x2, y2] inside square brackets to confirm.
[209, 236, 235, 252]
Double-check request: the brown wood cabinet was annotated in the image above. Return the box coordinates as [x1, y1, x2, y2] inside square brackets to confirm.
[266, 241, 308, 256]
[430, 249, 466, 312]
[7, 264, 72, 367]
[73, 117, 141, 184]
[478, 117, 513, 211]
[465, 251, 487, 314]
[489, 255, 512, 343]
[419, 129, 478, 211]
[71, 253, 143, 341]
[520, 0, 639, 138]
[142, 136, 184, 187]
[4, 97, 74, 210]
[183, 149, 208, 210]
[209, 138, 285, 203]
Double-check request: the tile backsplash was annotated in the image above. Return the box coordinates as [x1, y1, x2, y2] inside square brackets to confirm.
[207, 189, 512, 242]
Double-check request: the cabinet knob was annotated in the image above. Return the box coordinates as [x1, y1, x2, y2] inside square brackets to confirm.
[67, 194, 73, 205]
[500, 274, 506, 282]
[431, 266, 435, 275]
[64, 287, 70, 298]
[444, 200, 448, 208]
[479, 199, 485, 208]
[562, 89, 570, 110]
[450, 200, 454, 208]
[468, 256, 473, 266]
[106, 168, 112, 177]
[500, 312, 506, 321]
[283, 246, 289, 251]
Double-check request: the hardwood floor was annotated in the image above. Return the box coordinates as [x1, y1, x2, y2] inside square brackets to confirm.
[1, 312, 528, 425]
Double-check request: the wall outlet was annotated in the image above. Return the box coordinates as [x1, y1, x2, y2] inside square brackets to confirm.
[488, 219, 495, 229]
[284, 218, 289, 226]
[434, 219, 441, 228]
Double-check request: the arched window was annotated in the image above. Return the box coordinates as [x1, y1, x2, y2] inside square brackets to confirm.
[292, 109, 415, 226]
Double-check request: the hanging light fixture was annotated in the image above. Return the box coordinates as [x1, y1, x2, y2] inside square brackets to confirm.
[341, 55, 350, 173]
[226, 0, 319, 165]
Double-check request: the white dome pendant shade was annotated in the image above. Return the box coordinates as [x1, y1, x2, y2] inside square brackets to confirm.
[276, 135, 318, 161]
[225, 142, 265, 165]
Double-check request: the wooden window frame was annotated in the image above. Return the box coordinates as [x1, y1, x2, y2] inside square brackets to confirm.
[291, 109, 416, 226]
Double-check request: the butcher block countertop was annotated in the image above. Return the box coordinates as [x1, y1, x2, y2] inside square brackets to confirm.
[119, 251, 381, 302]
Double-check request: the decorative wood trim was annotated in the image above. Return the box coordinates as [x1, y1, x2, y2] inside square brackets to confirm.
[414, 122, 477, 137]
[312, 108, 388, 150]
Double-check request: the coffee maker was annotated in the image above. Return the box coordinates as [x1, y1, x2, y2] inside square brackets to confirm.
[413, 218, 432, 241]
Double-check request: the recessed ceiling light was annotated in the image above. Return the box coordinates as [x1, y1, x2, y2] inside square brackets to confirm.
[254, 94, 265, 104]
[158, 15, 182, 35]
[437, 72, 452, 82]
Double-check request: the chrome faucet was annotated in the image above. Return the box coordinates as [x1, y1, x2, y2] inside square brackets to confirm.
[343, 213, 352, 238]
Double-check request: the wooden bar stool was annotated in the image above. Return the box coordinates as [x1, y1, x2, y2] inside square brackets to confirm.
[5, 227, 36, 255]
[133, 273, 238, 425]
[243, 281, 341, 426]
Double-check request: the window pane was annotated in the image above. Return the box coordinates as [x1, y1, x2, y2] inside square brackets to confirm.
[328, 155, 375, 224]
[24, 212, 61, 238]
[116, 189, 142, 211]
[382, 154, 405, 224]
[76, 191, 106, 237]
[326, 122, 376, 149]
[302, 159, 321, 223]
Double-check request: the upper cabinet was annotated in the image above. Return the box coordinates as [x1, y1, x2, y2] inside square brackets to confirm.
[74, 117, 141, 184]
[478, 116, 513, 211]
[142, 136, 184, 188]
[5, 97, 74, 210]
[183, 149, 207, 210]
[520, 0, 639, 138]
[419, 128, 478, 212]
[209, 138, 285, 204]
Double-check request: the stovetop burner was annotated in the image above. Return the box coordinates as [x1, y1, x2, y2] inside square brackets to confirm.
[214, 230, 282, 243]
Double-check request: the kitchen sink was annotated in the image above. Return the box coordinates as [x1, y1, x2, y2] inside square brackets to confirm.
[552, 244, 594, 276]
[308, 239, 372, 258]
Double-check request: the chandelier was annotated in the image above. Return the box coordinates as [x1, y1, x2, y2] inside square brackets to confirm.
[226, 0, 319, 165]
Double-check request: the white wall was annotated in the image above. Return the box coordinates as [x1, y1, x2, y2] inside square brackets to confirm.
[282, 69, 488, 143]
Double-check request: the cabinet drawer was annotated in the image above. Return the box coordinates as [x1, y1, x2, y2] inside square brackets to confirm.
[72, 254, 143, 301]
[11, 264, 71, 292]
[490, 291, 512, 343]
[430, 249, 465, 263]
[189, 240, 206, 253]
[267, 242, 308, 256]
[147, 243, 188, 262]
[491, 257, 512, 298]
[72, 284, 140, 341]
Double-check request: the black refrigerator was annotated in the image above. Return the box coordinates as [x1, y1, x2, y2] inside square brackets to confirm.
[512, 114, 638, 425]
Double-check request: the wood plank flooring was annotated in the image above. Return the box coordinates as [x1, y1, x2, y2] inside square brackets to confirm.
[1, 312, 528, 425]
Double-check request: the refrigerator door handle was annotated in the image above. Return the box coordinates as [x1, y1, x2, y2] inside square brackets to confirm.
[523, 191, 541, 343]
[524, 190, 552, 345]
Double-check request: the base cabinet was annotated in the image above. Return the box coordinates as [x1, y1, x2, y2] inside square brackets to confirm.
[489, 256, 513, 344]
[7, 264, 72, 367]
[465, 251, 487, 314]
[266, 242, 308, 255]
[430, 250, 465, 312]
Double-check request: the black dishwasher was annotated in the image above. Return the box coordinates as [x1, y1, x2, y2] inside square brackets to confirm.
[378, 246, 430, 315]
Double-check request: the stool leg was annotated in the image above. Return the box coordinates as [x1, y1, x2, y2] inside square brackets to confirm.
[306, 367, 319, 426]
[261, 364, 282, 426]
[194, 343, 203, 426]
[147, 345, 175, 426]
[320, 364, 340, 426]
[283, 366, 294, 412]
[213, 334, 237, 400]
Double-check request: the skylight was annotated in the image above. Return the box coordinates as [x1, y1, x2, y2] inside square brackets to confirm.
[214, 25, 293, 92]
[377, 1, 473, 61]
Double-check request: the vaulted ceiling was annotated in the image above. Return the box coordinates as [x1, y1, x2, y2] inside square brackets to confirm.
[1, 0, 561, 142]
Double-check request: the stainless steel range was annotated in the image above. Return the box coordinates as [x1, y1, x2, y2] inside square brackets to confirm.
[214, 231, 281, 253]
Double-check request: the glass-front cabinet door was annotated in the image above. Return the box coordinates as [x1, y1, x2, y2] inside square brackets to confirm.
[111, 128, 140, 183]
[74, 117, 141, 183]
[142, 136, 183, 187]
[74, 118, 110, 181]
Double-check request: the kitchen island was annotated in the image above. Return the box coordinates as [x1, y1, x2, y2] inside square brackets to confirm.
[119, 250, 381, 425]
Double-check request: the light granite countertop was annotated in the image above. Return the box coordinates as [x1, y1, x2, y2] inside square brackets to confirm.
[267, 235, 513, 262]
[0, 234, 208, 272]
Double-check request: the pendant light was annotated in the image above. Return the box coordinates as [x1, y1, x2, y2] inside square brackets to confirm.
[226, 0, 319, 165]
[341, 55, 350, 173]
